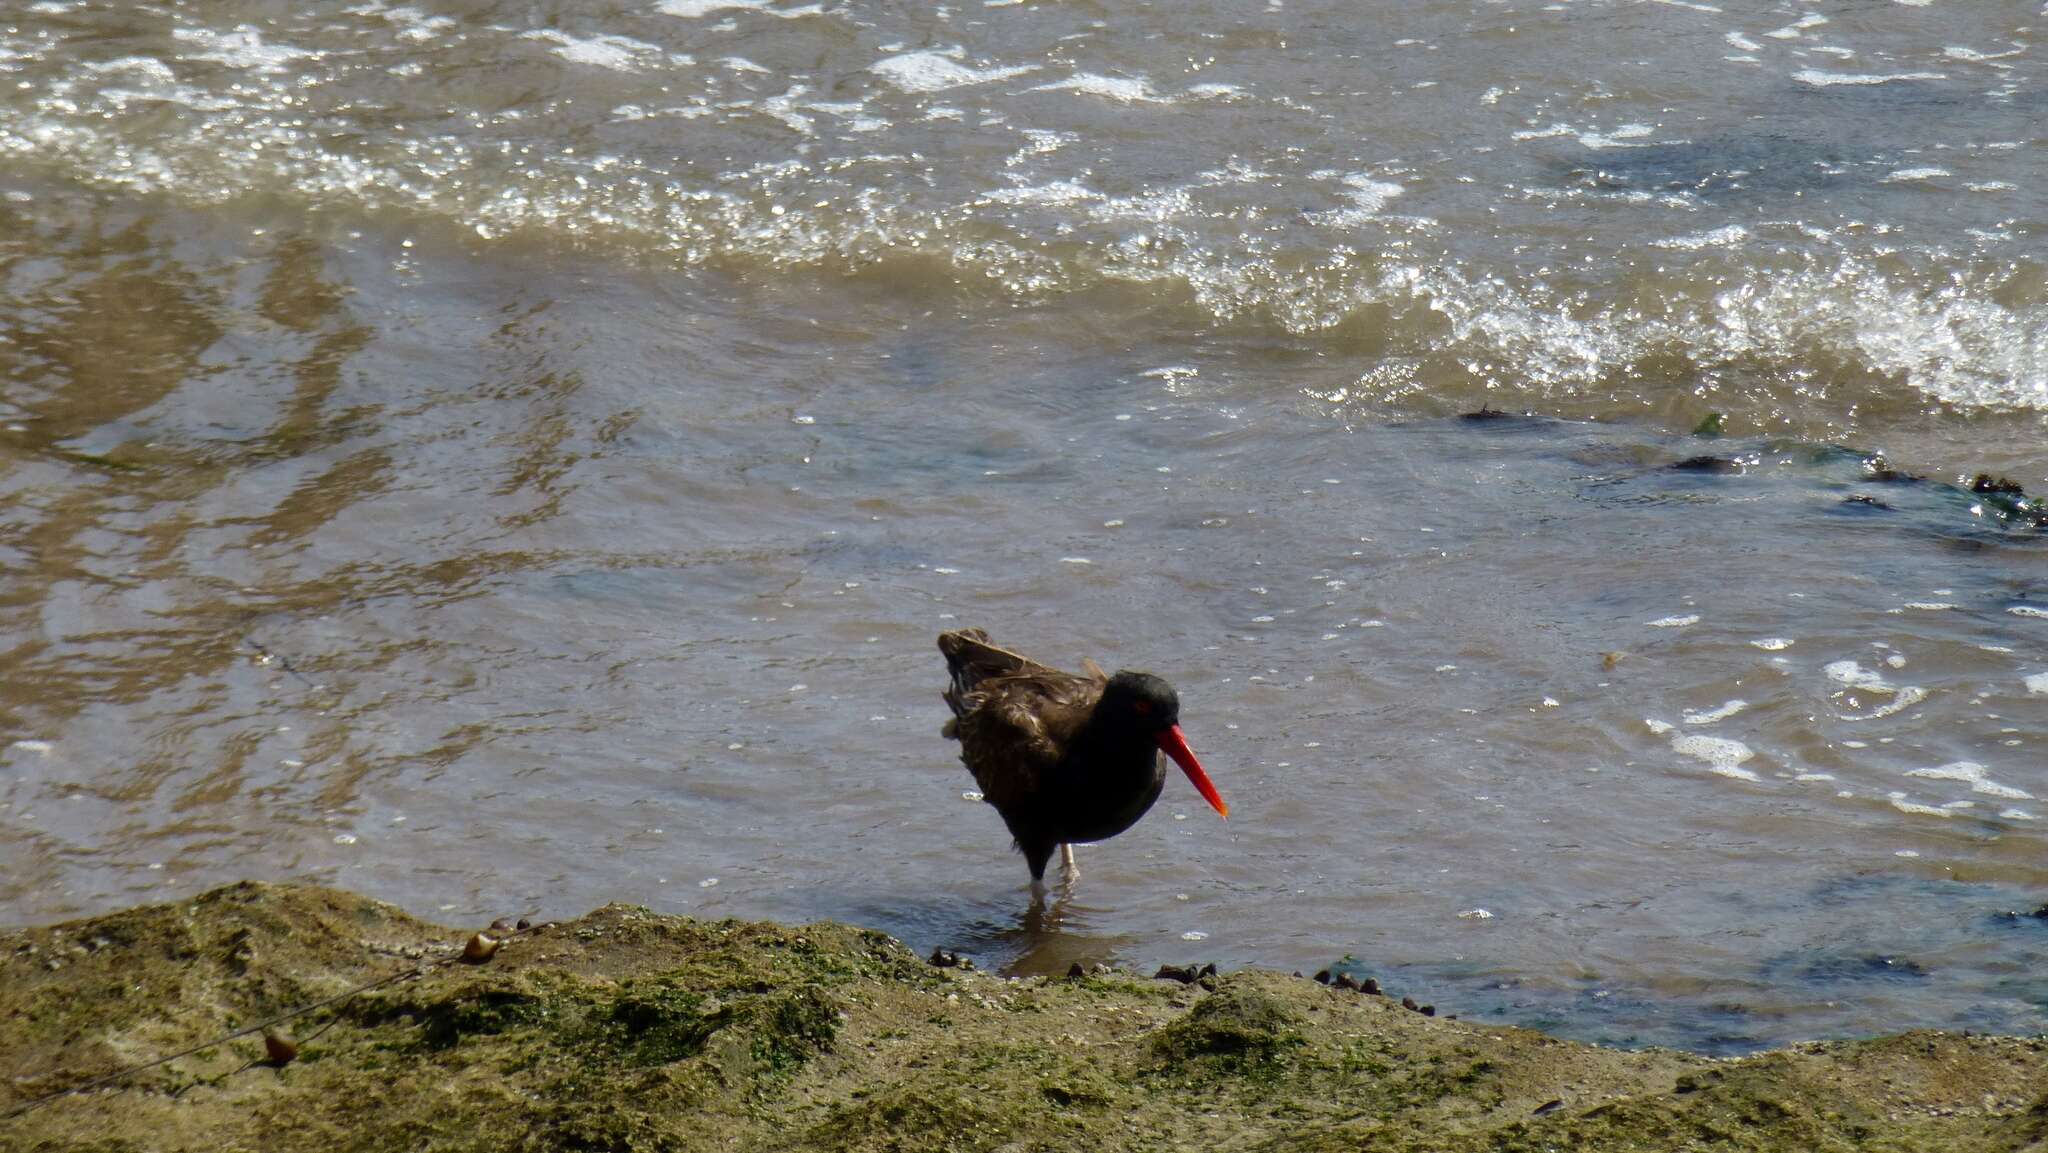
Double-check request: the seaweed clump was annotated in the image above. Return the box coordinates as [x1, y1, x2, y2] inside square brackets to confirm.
[1152, 981, 1305, 1073]
[1969, 474, 2048, 529]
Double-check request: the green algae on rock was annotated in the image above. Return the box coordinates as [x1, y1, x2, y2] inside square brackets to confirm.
[4, 883, 2047, 1152]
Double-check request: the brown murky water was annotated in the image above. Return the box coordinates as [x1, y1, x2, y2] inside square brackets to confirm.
[2, 0, 2045, 1050]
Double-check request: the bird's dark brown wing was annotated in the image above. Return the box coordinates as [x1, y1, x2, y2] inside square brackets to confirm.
[948, 671, 1103, 814]
[939, 628, 1061, 717]
[938, 630, 1109, 815]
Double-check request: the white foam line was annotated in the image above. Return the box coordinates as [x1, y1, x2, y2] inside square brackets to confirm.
[521, 30, 662, 72]
[657, 0, 820, 17]
[1654, 225, 1748, 250]
[1793, 69, 1947, 86]
[1671, 734, 1759, 781]
[1907, 761, 2034, 800]
[1029, 73, 1165, 103]
[171, 25, 323, 73]
[1888, 792, 1954, 818]
[871, 51, 1036, 93]
[1682, 699, 1748, 725]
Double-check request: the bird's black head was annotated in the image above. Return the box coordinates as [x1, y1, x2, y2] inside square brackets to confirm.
[1103, 669, 1230, 819]
[1101, 670, 1180, 733]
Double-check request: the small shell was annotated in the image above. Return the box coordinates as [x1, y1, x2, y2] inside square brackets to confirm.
[462, 932, 500, 963]
[263, 1029, 298, 1065]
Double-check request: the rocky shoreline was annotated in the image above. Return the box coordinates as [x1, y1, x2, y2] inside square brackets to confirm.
[4, 882, 2045, 1151]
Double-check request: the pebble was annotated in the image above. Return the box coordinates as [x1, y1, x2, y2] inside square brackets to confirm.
[1153, 962, 1219, 984]
[263, 1029, 299, 1065]
[461, 933, 501, 963]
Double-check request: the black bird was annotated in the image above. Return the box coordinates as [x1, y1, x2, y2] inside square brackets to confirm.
[938, 628, 1228, 899]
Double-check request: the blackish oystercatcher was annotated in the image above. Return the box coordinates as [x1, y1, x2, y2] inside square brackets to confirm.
[938, 629, 1228, 899]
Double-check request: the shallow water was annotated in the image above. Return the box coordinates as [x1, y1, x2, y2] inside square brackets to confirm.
[1, 0, 2045, 1052]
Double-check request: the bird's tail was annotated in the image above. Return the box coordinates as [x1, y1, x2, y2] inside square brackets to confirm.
[938, 628, 1049, 718]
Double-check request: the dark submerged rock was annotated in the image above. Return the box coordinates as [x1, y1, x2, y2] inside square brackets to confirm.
[1861, 454, 1919, 483]
[1460, 404, 1517, 421]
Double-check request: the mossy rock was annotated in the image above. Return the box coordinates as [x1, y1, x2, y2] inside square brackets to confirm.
[1152, 982, 1305, 1071]
[597, 977, 837, 1074]
[417, 984, 556, 1051]
[345, 973, 559, 1050]
[601, 978, 722, 1066]
[741, 985, 839, 1071]
[805, 1084, 1017, 1153]
[8, 884, 2048, 1153]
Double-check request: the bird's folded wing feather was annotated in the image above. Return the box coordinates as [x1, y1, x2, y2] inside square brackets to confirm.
[949, 672, 1098, 811]
[940, 628, 1061, 715]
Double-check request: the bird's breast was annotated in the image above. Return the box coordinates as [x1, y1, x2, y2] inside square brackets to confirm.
[1041, 750, 1166, 843]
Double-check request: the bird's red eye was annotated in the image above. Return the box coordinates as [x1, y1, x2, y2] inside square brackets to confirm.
[1132, 700, 1152, 716]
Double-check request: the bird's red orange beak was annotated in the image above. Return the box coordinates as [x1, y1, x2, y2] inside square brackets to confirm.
[1156, 724, 1228, 818]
